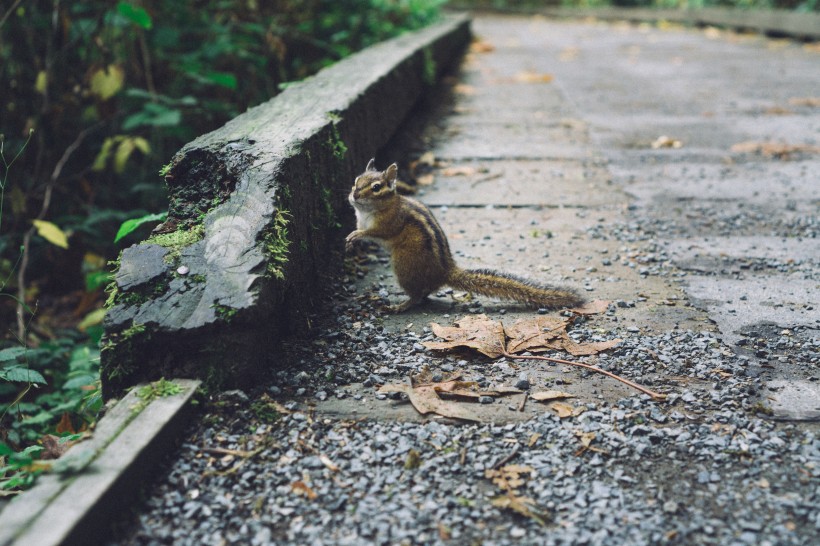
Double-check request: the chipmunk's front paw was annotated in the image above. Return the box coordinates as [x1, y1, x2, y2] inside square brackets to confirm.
[344, 231, 362, 254]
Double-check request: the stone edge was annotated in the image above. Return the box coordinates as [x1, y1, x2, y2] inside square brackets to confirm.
[452, 5, 820, 40]
[0, 379, 201, 546]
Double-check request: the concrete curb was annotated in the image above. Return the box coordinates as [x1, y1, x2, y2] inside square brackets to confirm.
[0, 379, 200, 546]
[451, 5, 820, 40]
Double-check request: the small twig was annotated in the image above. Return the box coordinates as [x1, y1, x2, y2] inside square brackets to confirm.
[504, 352, 667, 401]
[492, 445, 520, 470]
[517, 392, 528, 412]
[15, 124, 99, 339]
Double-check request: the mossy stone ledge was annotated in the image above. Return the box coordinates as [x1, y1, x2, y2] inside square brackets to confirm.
[100, 15, 472, 398]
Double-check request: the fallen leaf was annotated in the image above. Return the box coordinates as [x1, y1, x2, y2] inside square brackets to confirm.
[378, 383, 482, 422]
[651, 135, 683, 149]
[505, 315, 568, 354]
[424, 314, 506, 358]
[416, 173, 435, 186]
[453, 83, 475, 95]
[55, 412, 76, 435]
[441, 166, 478, 177]
[788, 97, 820, 107]
[470, 40, 495, 53]
[730, 140, 820, 159]
[560, 337, 622, 357]
[515, 71, 553, 83]
[528, 433, 541, 447]
[291, 480, 317, 500]
[490, 494, 548, 526]
[531, 390, 575, 402]
[548, 401, 575, 418]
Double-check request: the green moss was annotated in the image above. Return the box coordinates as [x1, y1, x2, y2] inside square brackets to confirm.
[213, 303, 239, 321]
[327, 122, 348, 160]
[321, 186, 341, 229]
[147, 224, 205, 263]
[261, 210, 291, 280]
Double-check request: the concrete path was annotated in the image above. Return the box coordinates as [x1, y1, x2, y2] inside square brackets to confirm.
[327, 14, 820, 422]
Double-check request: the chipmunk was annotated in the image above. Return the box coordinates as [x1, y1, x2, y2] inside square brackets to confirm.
[346, 159, 584, 312]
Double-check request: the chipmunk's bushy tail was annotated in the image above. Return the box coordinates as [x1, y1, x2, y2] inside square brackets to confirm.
[447, 268, 584, 309]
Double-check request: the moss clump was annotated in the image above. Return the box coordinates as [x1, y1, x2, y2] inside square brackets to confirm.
[213, 303, 239, 321]
[260, 210, 291, 280]
[147, 224, 205, 263]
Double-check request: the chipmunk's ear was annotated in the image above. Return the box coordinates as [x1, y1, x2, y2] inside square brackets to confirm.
[384, 163, 398, 188]
[365, 158, 377, 172]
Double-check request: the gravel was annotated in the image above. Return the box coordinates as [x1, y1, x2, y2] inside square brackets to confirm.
[108, 278, 820, 546]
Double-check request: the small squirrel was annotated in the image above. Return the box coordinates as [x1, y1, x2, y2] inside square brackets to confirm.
[346, 159, 584, 312]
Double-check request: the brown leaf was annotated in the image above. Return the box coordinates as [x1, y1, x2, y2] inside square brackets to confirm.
[378, 383, 482, 422]
[453, 83, 476, 95]
[651, 135, 683, 149]
[441, 166, 478, 177]
[55, 412, 76, 435]
[470, 40, 495, 53]
[490, 494, 548, 526]
[531, 390, 575, 402]
[560, 337, 622, 356]
[515, 71, 553, 83]
[788, 97, 820, 107]
[291, 480, 317, 500]
[505, 316, 568, 354]
[570, 299, 611, 315]
[730, 141, 820, 158]
[548, 401, 575, 419]
[416, 174, 435, 186]
[424, 314, 506, 358]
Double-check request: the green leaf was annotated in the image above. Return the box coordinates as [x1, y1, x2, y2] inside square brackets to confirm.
[63, 373, 97, 390]
[122, 104, 181, 131]
[32, 219, 69, 249]
[78, 308, 106, 331]
[114, 212, 166, 243]
[0, 347, 27, 363]
[85, 270, 112, 292]
[1, 365, 47, 384]
[117, 2, 153, 30]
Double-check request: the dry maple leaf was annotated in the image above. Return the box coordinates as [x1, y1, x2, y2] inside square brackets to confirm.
[505, 315, 568, 354]
[424, 314, 506, 358]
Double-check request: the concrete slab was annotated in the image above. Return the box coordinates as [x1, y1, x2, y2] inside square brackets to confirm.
[0, 379, 200, 546]
[417, 159, 617, 208]
[682, 275, 819, 346]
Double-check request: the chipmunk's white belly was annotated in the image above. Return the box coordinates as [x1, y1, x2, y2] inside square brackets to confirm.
[352, 204, 376, 230]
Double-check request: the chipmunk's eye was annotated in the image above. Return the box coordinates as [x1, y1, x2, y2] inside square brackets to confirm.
[371, 182, 382, 192]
